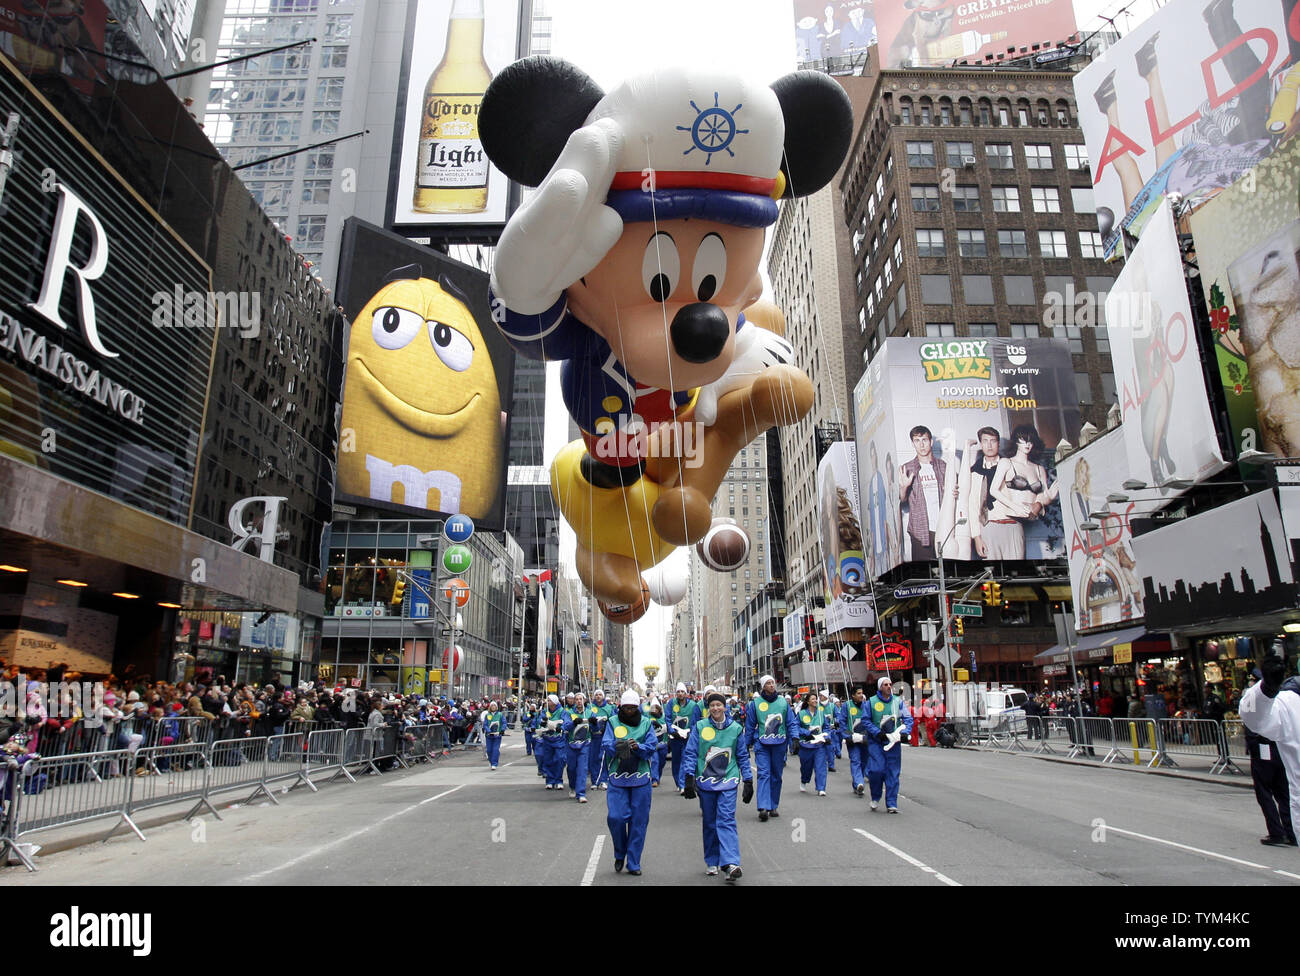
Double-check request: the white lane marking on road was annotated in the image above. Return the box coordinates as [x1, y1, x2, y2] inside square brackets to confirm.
[580, 834, 605, 887]
[1097, 824, 1273, 871]
[1277, 869, 1300, 881]
[242, 784, 465, 881]
[853, 828, 962, 886]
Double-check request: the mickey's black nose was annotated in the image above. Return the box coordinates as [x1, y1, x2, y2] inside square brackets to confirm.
[670, 303, 730, 363]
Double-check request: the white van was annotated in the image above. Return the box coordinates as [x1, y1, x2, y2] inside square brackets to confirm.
[948, 684, 1029, 735]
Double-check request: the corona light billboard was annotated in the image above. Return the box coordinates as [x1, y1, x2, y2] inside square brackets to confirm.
[334, 218, 514, 529]
[388, 0, 524, 235]
[853, 337, 1081, 577]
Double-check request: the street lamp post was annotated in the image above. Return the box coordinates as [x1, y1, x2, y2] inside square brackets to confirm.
[934, 517, 968, 710]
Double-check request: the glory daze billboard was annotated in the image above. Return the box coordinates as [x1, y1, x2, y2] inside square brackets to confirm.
[334, 218, 514, 529]
[853, 336, 1081, 578]
[1073, 0, 1299, 255]
[877, 0, 1078, 69]
[1057, 428, 1145, 633]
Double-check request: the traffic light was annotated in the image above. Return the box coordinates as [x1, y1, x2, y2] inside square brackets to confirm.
[391, 577, 406, 607]
[981, 582, 994, 605]
[990, 581, 1002, 605]
[955, 617, 964, 638]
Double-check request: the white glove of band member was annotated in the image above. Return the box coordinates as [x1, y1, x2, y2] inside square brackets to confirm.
[887, 730, 902, 746]
[693, 324, 795, 426]
[851, 733, 863, 744]
[675, 725, 690, 739]
[489, 118, 625, 315]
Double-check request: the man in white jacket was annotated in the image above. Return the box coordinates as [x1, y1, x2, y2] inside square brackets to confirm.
[1240, 651, 1299, 844]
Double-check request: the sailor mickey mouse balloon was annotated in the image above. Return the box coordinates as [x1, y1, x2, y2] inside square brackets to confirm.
[479, 58, 853, 619]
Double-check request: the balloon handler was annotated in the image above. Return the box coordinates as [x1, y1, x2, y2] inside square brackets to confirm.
[865, 676, 914, 814]
[480, 58, 852, 621]
[601, 690, 660, 876]
[682, 691, 753, 882]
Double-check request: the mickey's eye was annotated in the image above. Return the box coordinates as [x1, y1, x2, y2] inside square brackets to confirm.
[641, 232, 679, 303]
[692, 233, 726, 302]
[371, 306, 423, 350]
[428, 319, 474, 371]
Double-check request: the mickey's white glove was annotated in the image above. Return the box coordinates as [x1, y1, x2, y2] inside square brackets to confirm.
[811, 733, 828, 746]
[547, 719, 561, 733]
[674, 725, 690, 739]
[693, 324, 795, 426]
[884, 729, 903, 750]
[489, 118, 625, 315]
[851, 733, 863, 744]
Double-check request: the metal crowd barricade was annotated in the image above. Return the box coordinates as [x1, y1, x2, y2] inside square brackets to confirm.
[984, 713, 1025, 751]
[1155, 718, 1242, 774]
[305, 727, 352, 786]
[950, 716, 976, 746]
[207, 737, 277, 806]
[1074, 717, 1133, 763]
[145, 716, 212, 748]
[127, 743, 218, 824]
[345, 726, 381, 775]
[1222, 718, 1249, 767]
[1110, 717, 1162, 767]
[3, 751, 143, 869]
[1028, 715, 1078, 755]
[263, 732, 313, 793]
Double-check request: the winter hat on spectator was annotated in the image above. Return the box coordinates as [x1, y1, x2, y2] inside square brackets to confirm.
[127, 691, 140, 702]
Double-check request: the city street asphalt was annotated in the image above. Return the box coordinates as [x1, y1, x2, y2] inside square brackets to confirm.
[4, 739, 1297, 886]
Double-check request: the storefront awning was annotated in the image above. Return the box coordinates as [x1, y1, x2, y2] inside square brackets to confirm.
[1033, 626, 1148, 666]
[877, 596, 923, 618]
[1043, 584, 1073, 601]
[1033, 643, 1068, 664]
[1001, 584, 1038, 601]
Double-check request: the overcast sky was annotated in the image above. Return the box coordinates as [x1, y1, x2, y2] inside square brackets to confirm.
[539, 0, 1169, 684]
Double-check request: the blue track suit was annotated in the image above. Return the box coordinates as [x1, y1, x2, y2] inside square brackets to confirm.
[839, 699, 872, 791]
[524, 709, 538, 758]
[539, 705, 567, 787]
[563, 708, 591, 798]
[586, 701, 614, 786]
[484, 709, 505, 768]
[793, 706, 831, 792]
[821, 699, 839, 770]
[745, 694, 794, 813]
[865, 693, 914, 808]
[666, 696, 702, 788]
[648, 714, 669, 783]
[602, 716, 658, 873]
[682, 713, 752, 869]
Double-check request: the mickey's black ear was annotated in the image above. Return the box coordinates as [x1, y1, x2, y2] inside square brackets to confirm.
[479, 56, 605, 187]
[770, 71, 854, 198]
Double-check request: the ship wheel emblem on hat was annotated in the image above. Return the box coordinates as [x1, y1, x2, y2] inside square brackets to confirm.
[676, 92, 748, 164]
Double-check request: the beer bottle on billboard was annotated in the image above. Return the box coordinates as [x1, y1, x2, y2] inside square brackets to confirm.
[413, 0, 491, 214]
